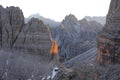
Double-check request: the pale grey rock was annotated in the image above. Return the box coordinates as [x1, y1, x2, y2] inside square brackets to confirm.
[14, 18, 51, 59]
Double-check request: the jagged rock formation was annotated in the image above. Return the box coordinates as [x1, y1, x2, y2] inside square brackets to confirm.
[0, 5, 53, 80]
[49, 0, 120, 80]
[25, 13, 60, 27]
[79, 18, 102, 40]
[0, 5, 51, 57]
[85, 16, 106, 26]
[25, 13, 103, 62]
[13, 18, 51, 59]
[50, 14, 103, 61]
[97, 0, 120, 64]
[0, 6, 24, 49]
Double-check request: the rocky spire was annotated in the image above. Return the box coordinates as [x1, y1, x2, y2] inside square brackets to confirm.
[14, 18, 51, 59]
[0, 6, 24, 48]
[0, 5, 51, 59]
[96, 0, 120, 64]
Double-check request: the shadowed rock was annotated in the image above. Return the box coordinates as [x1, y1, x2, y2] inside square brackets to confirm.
[97, 0, 120, 64]
[50, 14, 102, 61]
[13, 18, 51, 59]
[0, 5, 51, 58]
[0, 5, 53, 80]
[0, 6, 24, 49]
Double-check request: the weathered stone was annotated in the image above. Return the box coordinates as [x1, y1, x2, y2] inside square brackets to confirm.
[0, 5, 54, 80]
[53, 68, 79, 80]
[0, 5, 4, 48]
[0, 6, 51, 59]
[51, 14, 103, 62]
[0, 5, 24, 49]
[13, 18, 51, 59]
[97, 0, 120, 64]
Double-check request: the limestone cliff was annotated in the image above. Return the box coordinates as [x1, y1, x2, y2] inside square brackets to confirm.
[0, 5, 53, 80]
[0, 6, 24, 49]
[50, 14, 102, 61]
[97, 0, 120, 64]
[0, 5, 51, 58]
[14, 18, 51, 59]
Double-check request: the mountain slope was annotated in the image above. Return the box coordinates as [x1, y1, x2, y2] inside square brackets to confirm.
[50, 14, 103, 61]
[64, 47, 97, 68]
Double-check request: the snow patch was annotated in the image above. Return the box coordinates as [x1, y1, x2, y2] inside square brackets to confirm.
[89, 63, 94, 66]
[5, 72, 7, 77]
[47, 76, 51, 79]
[31, 74, 34, 78]
[51, 67, 59, 79]
[42, 77, 46, 80]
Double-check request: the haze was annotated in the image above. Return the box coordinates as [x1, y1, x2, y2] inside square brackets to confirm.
[0, 0, 111, 21]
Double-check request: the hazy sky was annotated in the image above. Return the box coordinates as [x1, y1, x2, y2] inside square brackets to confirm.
[1, 0, 111, 21]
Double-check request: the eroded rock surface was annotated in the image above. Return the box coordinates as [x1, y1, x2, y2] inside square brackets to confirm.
[0, 5, 51, 57]
[50, 14, 102, 61]
[13, 18, 51, 59]
[0, 5, 53, 80]
[0, 6, 24, 49]
[97, 0, 120, 64]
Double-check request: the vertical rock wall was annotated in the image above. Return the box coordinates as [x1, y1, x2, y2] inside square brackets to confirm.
[97, 0, 120, 64]
[0, 5, 51, 58]
[14, 18, 51, 59]
[0, 6, 24, 49]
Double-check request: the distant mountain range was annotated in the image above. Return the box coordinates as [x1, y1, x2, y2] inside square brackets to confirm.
[25, 13, 60, 27]
[25, 13, 106, 26]
[85, 16, 106, 25]
[25, 13, 105, 61]
[50, 14, 103, 61]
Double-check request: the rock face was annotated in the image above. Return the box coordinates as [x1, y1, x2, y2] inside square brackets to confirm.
[85, 16, 106, 26]
[55, 47, 120, 80]
[25, 13, 103, 62]
[50, 0, 120, 80]
[0, 5, 53, 80]
[0, 6, 24, 49]
[97, 0, 120, 64]
[14, 18, 51, 59]
[50, 14, 102, 61]
[25, 13, 61, 27]
[0, 5, 51, 57]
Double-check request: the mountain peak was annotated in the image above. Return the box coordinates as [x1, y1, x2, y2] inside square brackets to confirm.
[64, 14, 78, 23]
[80, 18, 88, 22]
